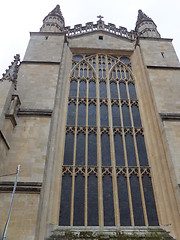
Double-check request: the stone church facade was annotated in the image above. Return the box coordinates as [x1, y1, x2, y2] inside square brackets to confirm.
[0, 5, 180, 240]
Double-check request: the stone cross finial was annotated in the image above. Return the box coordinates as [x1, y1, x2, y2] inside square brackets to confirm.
[97, 15, 104, 21]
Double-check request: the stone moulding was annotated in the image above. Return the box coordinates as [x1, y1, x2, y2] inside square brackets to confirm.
[17, 108, 53, 117]
[64, 21, 137, 40]
[0, 181, 42, 193]
[0, 130, 10, 150]
[46, 227, 175, 240]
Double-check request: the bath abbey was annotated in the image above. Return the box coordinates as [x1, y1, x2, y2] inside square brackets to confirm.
[0, 4, 180, 240]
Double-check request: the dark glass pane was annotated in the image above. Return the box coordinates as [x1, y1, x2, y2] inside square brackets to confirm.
[74, 173, 85, 226]
[89, 81, 96, 98]
[136, 134, 149, 166]
[88, 174, 98, 225]
[125, 134, 136, 166]
[120, 57, 130, 65]
[103, 175, 115, 226]
[75, 68, 79, 77]
[117, 69, 120, 79]
[76, 133, 85, 165]
[67, 103, 76, 125]
[88, 133, 97, 165]
[130, 174, 145, 226]
[99, 69, 102, 78]
[132, 105, 142, 127]
[142, 175, 159, 226]
[78, 103, 86, 126]
[101, 133, 111, 166]
[126, 71, 129, 80]
[59, 174, 72, 226]
[117, 175, 131, 226]
[64, 133, 74, 165]
[100, 104, 108, 126]
[80, 68, 83, 78]
[121, 67, 125, 79]
[79, 81, 86, 98]
[73, 55, 83, 62]
[84, 68, 87, 78]
[99, 82, 107, 98]
[88, 104, 96, 126]
[112, 70, 116, 79]
[69, 81, 77, 97]
[114, 134, 125, 166]
[89, 68, 92, 78]
[119, 83, 127, 99]
[103, 69, 106, 78]
[122, 105, 131, 127]
[112, 105, 121, 127]
[128, 83, 137, 99]
[110, 82, 118, 99]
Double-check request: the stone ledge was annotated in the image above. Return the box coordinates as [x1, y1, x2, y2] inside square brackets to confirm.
[0, 181, 42, 193]
[0, 130, 10, 150]
[160, 113, 180, 120]
[17, 108, 53, 117]
[46, 227, 174, 240]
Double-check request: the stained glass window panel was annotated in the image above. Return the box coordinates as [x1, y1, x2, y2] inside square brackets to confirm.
[73, 174, 85, 226]
[100, 104, 108, 126]
[59, 174, 72, 226]
[88, 104, 96, 126]
[78, 103, 86, 126]
[88, 133, 97, 166]
[130, 175, 145, 226]
[88, 174, 98, 225]
[64, 132, 74, 165]
[76, 133, 85, 165]
[67, 103, 76, 125]
[114, 134, 125, 166]
[142, 175, 159, 226]
[101, 133, 111, 166]
[103, 175, 115, 226]
[117, 175, 131, 226]
[136, 134, 149, 166]
[125, 134, 136, 166]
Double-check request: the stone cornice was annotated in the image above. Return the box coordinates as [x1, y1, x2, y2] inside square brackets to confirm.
[0, 181, 42, 193]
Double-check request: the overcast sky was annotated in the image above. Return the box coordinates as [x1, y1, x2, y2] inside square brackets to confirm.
[0, 0, 180, 76]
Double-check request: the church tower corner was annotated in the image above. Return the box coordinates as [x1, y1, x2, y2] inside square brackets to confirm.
[135, 9, 161, 38]
[40, 5, 65, 32]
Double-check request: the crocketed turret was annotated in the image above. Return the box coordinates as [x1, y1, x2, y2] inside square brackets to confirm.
[135, 10, 161, 38]
[40, 5, 65, 32]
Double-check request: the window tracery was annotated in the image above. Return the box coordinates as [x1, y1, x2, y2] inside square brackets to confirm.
[59, 54, 159, 227]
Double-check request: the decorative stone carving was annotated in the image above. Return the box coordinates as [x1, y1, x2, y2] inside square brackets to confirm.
[0, 54, 20, 89]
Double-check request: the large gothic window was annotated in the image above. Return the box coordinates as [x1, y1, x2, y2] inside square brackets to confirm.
[59, 54, 159, 227]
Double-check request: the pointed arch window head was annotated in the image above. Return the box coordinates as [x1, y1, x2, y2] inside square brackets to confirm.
[60, 54, 159, 228]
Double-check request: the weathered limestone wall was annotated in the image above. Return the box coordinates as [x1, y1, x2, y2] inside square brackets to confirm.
[69, 31, 134, 52]
[0, 81, 15, 173]
[0, 193, 39, 240]
[17, 64, 59, 109]
[0, 33, 64, 240]
[2, 116, 50, 183]
[24, 33, 65, 63]
[147, 69, 180, 114]
[139, 38, 180, 67]
[139, 39, 180, 186]
[163, 121, 180, 184]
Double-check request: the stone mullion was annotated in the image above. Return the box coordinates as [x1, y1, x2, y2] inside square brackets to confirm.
[70, 77, 80, 226]
[96, 54, 104, 227]
[107, 58, 120, 227]
[84, 79, 89, 226]
[127, 79, 148, 226]
[118, 64, 134, 226]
